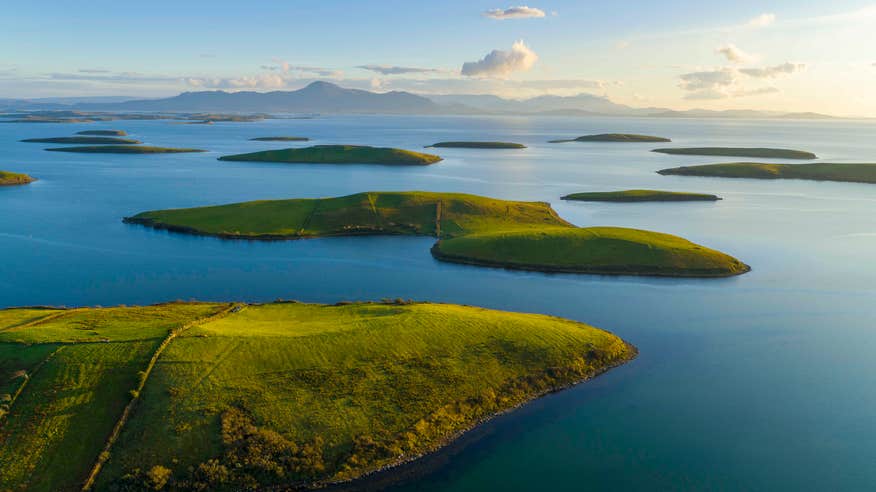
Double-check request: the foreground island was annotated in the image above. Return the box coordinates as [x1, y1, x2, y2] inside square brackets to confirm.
[652, 147, 817, 159]
[0, 301, 635, 491]
[125, 191, 749, 277]
[550, 133, 671, 143]
[219, 145, 442, 165]
[562, 190, 721, 202]
[658, 162, 876, 184]
[45, 145, 205, 154]
[426, 141, 526, 149]
[21, 136, 141, 145]
[0, 170, 35, 186]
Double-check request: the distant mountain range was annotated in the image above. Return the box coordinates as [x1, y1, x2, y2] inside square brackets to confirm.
[0, 81, 843, 119]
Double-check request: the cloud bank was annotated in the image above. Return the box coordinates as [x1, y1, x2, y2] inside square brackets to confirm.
[357, 65, 442, 75]
[461, 40, 538, 78]
[484, 6, 546, 20]
[739, 62, 806, 78]
[716, 44, 755, 64]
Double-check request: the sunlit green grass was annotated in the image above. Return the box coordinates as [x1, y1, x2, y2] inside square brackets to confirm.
[549, 133, 671, 143]
[0, 170, 35, 186]
[218, 145, 442, 165]
[658, 162, 876, 184]
[652, 147, 817, 159]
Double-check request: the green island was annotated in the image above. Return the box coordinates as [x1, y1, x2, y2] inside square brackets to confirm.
[549, 133, 671, 143]
[0, 171, 35, 186]
[21, 136, 141, 145]
[652, 147, 817, 159]
[562, 190, 721, 202]
[77, 130, 128, 136]
[0, 300, 634, 491]
[657, 162, 876, 184]
[124, 191, 749, 277]
[218, 145, 442, 166]
[425, 141, 526, 149]
[250, 136, 310, 142]
[45, 146, 206, 154]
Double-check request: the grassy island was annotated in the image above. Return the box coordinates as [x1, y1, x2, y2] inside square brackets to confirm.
[0, 171, 35, 186]
[250, 136, 310, 141]
[652, 147, 817, 159]
[658, 162, 876, 184]
[426, 141, 526, 149]
[218, 145, 442, 165]
[549, 133, 671, 143]
[0, 301, 634, 491]
[125, 191, 748, 277]
[21, 136, 140, 145]
[45, 145, 206, 154]
[76, 130, 128, 136]
[562, 190, 721, 202]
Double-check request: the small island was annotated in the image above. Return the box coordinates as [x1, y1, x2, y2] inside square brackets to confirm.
[562, 190, 721, 202]
[0, 301, 634, 491]
[426, 141, 526, 149]
[125, 191, 749, 277]
[218, 145, 442, 166]
[550, 133, 671, 143]
[0, 170, 35, 186]
[21, 136, 141, 145]
[249, 136, 310, 142]
[76, 130, 128, 136]
[45, 145, 205, 154]
[657, 162, 876, 184]
[652, 147, 817, 159]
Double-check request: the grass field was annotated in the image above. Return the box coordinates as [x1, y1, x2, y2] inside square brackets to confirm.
[658, 162, 876, 184]
[0, 170, 35, 186]
[125, 191, 747, 277]
[425, 141, 526, 149]
[218, 145, 442, 165]
[562, 190, 721, 202]
[652, 147, 817, 159]
[45, 146, 205, 154]
[21, 136, 141, 145]
[76, 130, 127, 136]
[549, 133, 671, 143]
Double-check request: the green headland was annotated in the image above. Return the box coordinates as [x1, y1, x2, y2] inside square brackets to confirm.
[562, 190, 721, 202]
[218, 145, 442, 165]
[249, 136, 310, 141]
[21, 136, 141, 145]
[125, 191, 749, 277]
[76, 130, 128, 136]
[426, 141, 526, 149]
[549, 133, 671, 143]
[652, 147, 817, 159]
[45, 145, 206, 154]
[0, 171, 35, 186]
[0, 301, 634, 491]
[658, 162, 876, 184]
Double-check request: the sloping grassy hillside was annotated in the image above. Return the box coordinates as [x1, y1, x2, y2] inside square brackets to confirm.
[45, 146, 205, 154]
[562, 190, 721, 202]
[426, 141, 526, 149]
[652, 147, 817, 159]
[550, 133, 671, 143]
[21, 136, 141, 144]
[125, 191, 747, 277]
[0, 170, 35, 186]
[658, 162, 876, 184]
[218, 145, 442, 165]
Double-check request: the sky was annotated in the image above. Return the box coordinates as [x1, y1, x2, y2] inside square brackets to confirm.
[1, 0, 875, 116]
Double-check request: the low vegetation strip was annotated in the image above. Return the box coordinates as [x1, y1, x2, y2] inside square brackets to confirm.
[652, 147, 817, 159]
[549, 133, 671, 143]
[76, 130, 127, 136]
[249, 136, 309, 141]
[217, 145, 442, 165]
[0, 171, 35, 186]
[125, 191, 748, 277]
[425, 141, 526, 149]
[45, 146, 205, 154]
[21, 136, 141, 145]
[562, 190, 721, 202]
[657, 162, 876, 184]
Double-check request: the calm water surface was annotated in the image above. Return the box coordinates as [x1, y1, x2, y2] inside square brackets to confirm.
[2, 115, 875, 490]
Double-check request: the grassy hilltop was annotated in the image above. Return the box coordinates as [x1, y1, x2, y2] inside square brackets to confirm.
[45, 146, 205, 154]
[550, 133, 671, 143]
[22, 136, 141, 145]
[0, 171, 35, 186]
[126, 191, 749, 277]
[426, 141, 526, 149]
[658, 162, 876, 184]
[219, 145, 442, 165]
[0, 301, 634, 491]
[652, 147, 817, 159]
[562, 190, 721, 202]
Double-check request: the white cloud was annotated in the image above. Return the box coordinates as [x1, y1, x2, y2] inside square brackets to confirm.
[357, 65, 442, 75]
[484, 6, 546, 20]
[678, 66, 788, 100]
[739, 62, 806, 78]
[461, 40, 538, 78]
[186, 73, 288, 90]
[716, 44, 756, 64]
[747, 13, 776, 28]
[678, 68, 737, 92]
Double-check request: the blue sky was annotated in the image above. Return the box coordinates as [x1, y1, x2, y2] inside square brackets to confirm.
[2, 1, 875, 115]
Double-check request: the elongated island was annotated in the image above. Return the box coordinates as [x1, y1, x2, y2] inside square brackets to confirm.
[658, 162, 876, 184]
[45, 145, 205, 154]
[426, 141, 526, 149]
[124, 191, 749, 277]
[21, 136, 141, 145]
[0, 300, 635, 491]
[250, 136, 310, 141]
[550, 133, 671, 143]
[77, 130, 127, 136]
[0, 170, 35, 186]
[652, 147, 817, 159]
[219, 145, 442, 165]
[562, 190, 721, 202]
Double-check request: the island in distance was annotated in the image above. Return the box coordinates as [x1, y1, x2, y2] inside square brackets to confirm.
[549, 133, 671, 143]
[562, 190, 722, 202]
[426, 141, 526, 149]
[21, 136, 141, 145]
[218, 145, 442, 165]
[658, 162, 876, 184]
[124, 191, 749, 277]
[0, 170, 35, 186]
[45, 145, 205, 154]
[249, 136, 309, 141]
[76, 129, 127, 136]
[652, 147, 817, 159]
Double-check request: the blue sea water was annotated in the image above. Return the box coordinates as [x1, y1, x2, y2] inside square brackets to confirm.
[1, 115, 875, 490]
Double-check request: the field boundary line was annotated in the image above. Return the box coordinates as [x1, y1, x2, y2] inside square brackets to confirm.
[0, 345, 65, 427]
[0, 309, 78, 333]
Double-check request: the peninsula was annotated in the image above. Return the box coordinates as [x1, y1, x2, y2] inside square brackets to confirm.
[0, 170, 34, 186]
[657, 162, 876, 184]
[562, 190, 721, 202]
[426, 141, 526, 149]
[652, 147, 817, 159]
[124, 191, 749, 277]
[21, 136, 140, 145]
[218, 145, 442, 165]
[45, 145, 205, 154]
[549, 133, 671, 143]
